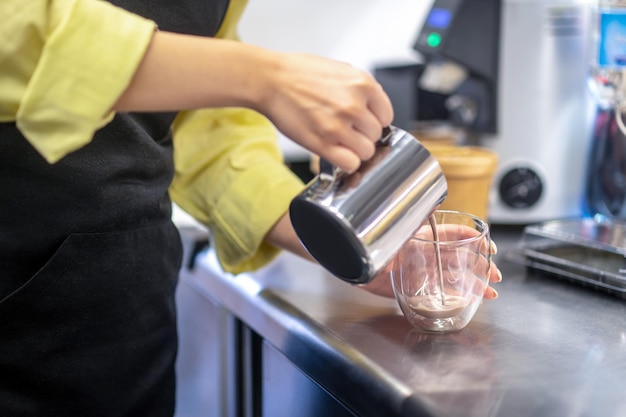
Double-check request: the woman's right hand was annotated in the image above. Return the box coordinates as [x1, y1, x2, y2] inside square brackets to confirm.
[257, 52, 394, 173]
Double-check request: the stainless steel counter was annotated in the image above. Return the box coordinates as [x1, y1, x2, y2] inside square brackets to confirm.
[176, 225, 626, 417]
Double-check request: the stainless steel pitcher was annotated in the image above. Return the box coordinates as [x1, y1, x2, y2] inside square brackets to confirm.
[289, 126, 448, 284]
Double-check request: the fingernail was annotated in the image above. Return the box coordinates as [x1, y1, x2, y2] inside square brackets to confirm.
[497, 268, 503, 283]
[490, 287, 499, 299]
[491, 241, 498, 255]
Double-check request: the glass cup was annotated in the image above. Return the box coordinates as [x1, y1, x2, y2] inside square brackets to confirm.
[391, 210, 491, 333]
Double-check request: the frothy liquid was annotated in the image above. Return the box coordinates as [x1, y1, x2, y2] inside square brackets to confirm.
[408, 294, 469, 319]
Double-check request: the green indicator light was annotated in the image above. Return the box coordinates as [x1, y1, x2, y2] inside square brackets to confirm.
[427, 32, 441, 48]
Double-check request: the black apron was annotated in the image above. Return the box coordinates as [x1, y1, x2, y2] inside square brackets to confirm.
[0, 1, 229, 415]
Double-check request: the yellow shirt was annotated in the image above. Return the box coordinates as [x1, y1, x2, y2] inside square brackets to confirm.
[0, 0, 305, 274]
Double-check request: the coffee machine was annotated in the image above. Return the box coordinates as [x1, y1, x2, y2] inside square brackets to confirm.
[376, 0, 595, 224]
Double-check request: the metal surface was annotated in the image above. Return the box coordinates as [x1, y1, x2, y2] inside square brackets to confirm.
[183, 226, 626, 417]
[290, 126, 447, 284]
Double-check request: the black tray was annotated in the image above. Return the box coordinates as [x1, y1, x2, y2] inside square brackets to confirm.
[507, 217, 626, 299]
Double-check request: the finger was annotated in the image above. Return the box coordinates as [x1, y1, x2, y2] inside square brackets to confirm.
[325, 145, 364, 173]
[367, 82, 394, 126]
[338, 130, 377, 161]
[489, 265, 502, 283]
[427, 224, 493, 258]
[480, 238, 492, 257]
[470, 272, 489, 297]
[351, 111, 387, 146]
[312, 115, 376, 163]
[484, 286, 499, 300]
[424, 224, 483, 241]
[490, 240, 498, 255]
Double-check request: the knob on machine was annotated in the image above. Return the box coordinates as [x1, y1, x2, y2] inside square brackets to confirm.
[498, 167, 543, 209]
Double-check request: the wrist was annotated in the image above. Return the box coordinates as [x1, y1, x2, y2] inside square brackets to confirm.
[236, 44, 282, 114]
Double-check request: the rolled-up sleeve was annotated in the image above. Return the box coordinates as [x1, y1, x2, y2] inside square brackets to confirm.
[169, 0, 305, 274]
[170, 108, 305, 274]
[0, 0, 157, 163]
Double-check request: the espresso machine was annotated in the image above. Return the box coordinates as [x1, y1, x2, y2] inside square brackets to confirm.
[376, 0, 595, 224]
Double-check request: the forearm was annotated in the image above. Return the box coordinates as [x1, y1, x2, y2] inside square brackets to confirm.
[265, 211, 399, 298]
[114, 31, 272, 112]
[263, 212, 315, 263]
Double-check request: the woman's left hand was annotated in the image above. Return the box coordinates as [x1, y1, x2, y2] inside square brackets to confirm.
[359, 240, 502, 300]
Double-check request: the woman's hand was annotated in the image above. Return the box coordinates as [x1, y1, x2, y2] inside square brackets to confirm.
[259, 52, 394, 173]
[360, 234, 502, 300]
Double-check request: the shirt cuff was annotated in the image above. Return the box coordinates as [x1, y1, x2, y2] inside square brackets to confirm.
[17, 0, 157, 163]
[209, 162, 304, 274]
[169, 107, 306, 274]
